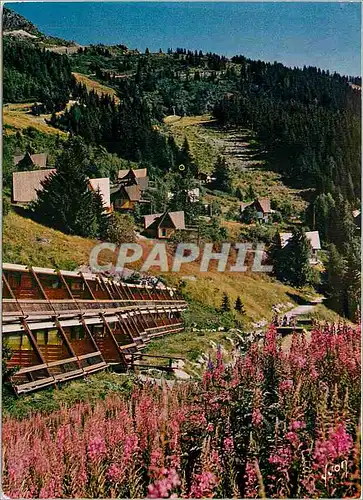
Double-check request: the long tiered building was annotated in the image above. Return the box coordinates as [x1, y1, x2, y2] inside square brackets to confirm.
[2, 263, 187, 394]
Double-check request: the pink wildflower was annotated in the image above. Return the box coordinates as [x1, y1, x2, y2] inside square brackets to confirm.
[87, 437, 107, 462]
[190, 471, 219, 498]
[147, 468, 181, 498]
[223, 437, 234, 453]
[252, 408, 263, 427]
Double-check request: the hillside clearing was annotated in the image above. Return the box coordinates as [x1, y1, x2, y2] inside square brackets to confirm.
[72, 72, 120, 102]
[3, 103, 68, 136]
[165, 115, 309, 215]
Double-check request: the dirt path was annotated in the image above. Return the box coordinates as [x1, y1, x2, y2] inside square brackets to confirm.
[284, 296, 325, 321]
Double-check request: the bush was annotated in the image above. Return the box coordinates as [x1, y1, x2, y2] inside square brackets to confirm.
[104, 212, 136, 245]
[240, 205, 258, 224]
[3, 196, 11, 217]
[239, 224, 276, 245]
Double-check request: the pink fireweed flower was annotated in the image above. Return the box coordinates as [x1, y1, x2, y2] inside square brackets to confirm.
[252, 408, 263, 427]
[190, 471, 219, 498]
[87, 436, 107, 462]
[285, 431, 299, 447]
[313, 424, 353, 468]
[107, 463, 124, 483]
[147, 468, 181, 498]
[290, 420, 306, 431]
[207, 423, 214, 432]
[279, 379, 293, 392]
[223, 437, 234, 453]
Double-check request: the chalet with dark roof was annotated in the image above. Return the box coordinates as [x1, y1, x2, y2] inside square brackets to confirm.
[240, 198, 273, 223]
[118, 168, 149, 191]
[143, 210, 185, 239]
[111, 183, 142, 211]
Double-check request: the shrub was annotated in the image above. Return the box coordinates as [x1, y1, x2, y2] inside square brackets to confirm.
[104, 212, 136, 245]
[3, 196, 11, 217]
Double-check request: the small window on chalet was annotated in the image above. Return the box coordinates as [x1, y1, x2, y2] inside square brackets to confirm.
[51, 279, 61, 289]
[161, 228, 167, 236]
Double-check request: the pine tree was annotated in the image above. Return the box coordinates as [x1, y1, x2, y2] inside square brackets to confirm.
[274, 227, 312, 287]
[212, 156, 233, 193]
[324, 244, 347, 315]
[246, 184, 255, 201]
[221, 292, 231, 312]
[235, 296, 245, 314]
[34, 138, 108, 238]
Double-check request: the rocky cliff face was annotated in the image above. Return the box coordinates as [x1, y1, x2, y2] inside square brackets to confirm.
[3, 7, 39, 34]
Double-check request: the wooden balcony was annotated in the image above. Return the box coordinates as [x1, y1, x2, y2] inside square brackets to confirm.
[3, 263, 188, 394]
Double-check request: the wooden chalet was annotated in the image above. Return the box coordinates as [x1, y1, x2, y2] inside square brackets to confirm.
[240, 198, 273, 223]
[111, 183, 143, 211]
[111, 168, 150, 211]
[2, 263, 187, 395]
[143, 210, 185, 239]
[118, 168, 149, 191]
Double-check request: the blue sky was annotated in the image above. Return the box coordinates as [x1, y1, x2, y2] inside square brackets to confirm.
[7, 2, 362, 76]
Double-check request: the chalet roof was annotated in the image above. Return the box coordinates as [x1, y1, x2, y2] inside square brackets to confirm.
[136, 175, 149, 191]
[118, 168, 147, 180]
[239, 202, 250, 212]
[167, 211, 185, 229]
[110, 183, 142, 202]
[144, 213, 163, 229]
[279, 231, 321, 251]
[240, 198, 272, 214]
[144, 211, 185, 230]
[14, 152, 48, 169]
[123, 184, 141, 201]
[88, 178, 111, 208]
[255, 198, 271, 213]
[12, 169, 55, 203]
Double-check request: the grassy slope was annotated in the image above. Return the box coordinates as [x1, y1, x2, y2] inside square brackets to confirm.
[3, 72, 118, 135]
[3, 371, 133, 420]
[3, 103, 68, 136]
[3, 212, 95, 270]
[72, 72, 120, 102]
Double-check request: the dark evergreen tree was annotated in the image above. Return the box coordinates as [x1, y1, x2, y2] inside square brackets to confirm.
[323, 244, 347, 315]
[241, 205, 258, 224]
[221, 292, 231, 312]
[235, 296, 245, 314]
[34, 138, 109, 238]
[211, 156, 233, 193]
[273, 227, 312, 287]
